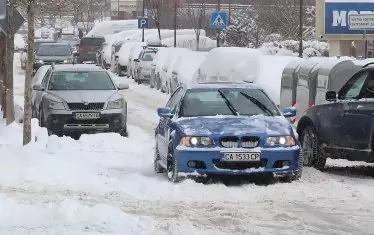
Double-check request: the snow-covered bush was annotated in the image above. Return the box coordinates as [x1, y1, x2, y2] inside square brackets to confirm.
[259, 40, 329, 58]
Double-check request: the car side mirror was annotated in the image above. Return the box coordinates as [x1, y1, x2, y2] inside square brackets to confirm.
[282, 107, 296, 118]
[157, 107, 173, 118]
[134, 59, 140, 62]
[325, 91, 337, 102]
[32, 84, 44, 91]
[117, 83, 129, 90]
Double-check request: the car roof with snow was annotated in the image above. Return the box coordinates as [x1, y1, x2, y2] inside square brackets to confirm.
[51, 64, 106, 72]
[186, 82, 261, 90]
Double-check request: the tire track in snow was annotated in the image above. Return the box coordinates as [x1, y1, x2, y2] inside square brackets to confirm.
[1, 185, 372, 235]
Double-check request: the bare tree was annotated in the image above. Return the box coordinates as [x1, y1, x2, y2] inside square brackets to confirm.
[23, 0, 36, 145]
[5, 0, 16, 124]
[185, 0, 206, 51]
[148, 0, 162, 40]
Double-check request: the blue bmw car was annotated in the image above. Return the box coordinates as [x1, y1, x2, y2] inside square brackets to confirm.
[154, 82, 302, 182]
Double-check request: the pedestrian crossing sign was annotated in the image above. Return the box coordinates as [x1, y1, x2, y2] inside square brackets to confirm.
[210, 11, 227, 29]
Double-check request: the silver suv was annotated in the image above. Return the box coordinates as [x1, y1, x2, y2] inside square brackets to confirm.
[32, 64, 129, 137]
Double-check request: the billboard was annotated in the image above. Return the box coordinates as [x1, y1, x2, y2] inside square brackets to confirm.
[317, 0, 374, 39]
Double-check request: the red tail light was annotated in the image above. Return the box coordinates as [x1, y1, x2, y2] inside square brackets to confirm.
[291, 101, 296, 107]
[79, 45, 88, 52]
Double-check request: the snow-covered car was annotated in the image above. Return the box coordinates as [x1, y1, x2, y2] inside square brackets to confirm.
[117, 42, 140, 77]
[150, 47, 170, 90]
[110, 40, 126, 73]
[170, 51, 208, 93]
[128, 42, 146, 78]
[31, 64, 130, 137]
[154, 82, 302, 182]
[134, 48, 157, 84]
[159, 48, 190, 94]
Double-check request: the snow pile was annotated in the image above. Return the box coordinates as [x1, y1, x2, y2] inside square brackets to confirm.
[260, 40, 329, 58]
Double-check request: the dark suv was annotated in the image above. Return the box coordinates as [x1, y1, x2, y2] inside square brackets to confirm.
[76, 36, 105, 63]
[297, 63, 374, 169]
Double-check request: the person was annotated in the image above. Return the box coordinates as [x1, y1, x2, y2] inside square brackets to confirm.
[78, 28, 83, 39]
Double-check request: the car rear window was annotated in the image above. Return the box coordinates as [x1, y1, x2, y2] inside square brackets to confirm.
[36, 44, 72, 56]
[80, 38, 105, 46]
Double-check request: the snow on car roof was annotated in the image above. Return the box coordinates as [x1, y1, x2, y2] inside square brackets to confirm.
[52, 64, 105, 71]
[187, 82, 261, 90]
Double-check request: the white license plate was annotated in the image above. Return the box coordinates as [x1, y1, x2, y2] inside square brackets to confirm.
[224, 152, 261, 162]
[75, 112, 100, 120]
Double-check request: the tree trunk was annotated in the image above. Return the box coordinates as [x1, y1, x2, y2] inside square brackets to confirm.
[5, 0, 15, 125]
[0, 33, 6, 118]
[23, 0, 36, 145]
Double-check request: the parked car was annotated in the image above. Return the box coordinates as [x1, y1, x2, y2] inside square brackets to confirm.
[117, 41, 139, 77]
[134, 48, 157, 84]
[110, 40, 126, 73]
[31, 65, 51, 114]
[31, 64, 129, 137]
[58, 34, 79, 52]
[150, 47, 170, 90]
[297, 64, 374, 169]
[76, 36, 105, 63]
[127, 42, 146, 78]
[33, 42, 74, 72]
[154, 82, 302, 182]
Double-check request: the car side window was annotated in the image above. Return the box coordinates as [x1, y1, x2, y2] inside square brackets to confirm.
[339, 71, 369, 100]
[166, 88, 184, 112]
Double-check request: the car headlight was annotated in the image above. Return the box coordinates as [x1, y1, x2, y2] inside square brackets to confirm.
[47, 99, 65, 110]
[35, 59, 44, 64]
[266, 136, 295, 146]
[107, 98, 124, 109]
[64, 59, 73, 63]
[180, 136, 213, 147]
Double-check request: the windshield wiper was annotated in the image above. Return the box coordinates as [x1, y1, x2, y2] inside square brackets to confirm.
[239, 92, 274, 116]
[217, 89, 240, 116]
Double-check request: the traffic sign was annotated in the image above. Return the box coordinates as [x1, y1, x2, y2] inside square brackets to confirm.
[0, 8, 25, 35]
[210, 11, 227, 29]
[349, 14, 374, 30]
[138, 17, 149, 29]
[0, 0, 5, 19]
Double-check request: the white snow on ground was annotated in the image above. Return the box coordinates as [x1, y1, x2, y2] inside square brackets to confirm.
[0, 53, 374, 234]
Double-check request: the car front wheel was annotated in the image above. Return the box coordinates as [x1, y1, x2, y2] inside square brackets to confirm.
[167, 144, 184, 183]
[301, 125, 326, 170]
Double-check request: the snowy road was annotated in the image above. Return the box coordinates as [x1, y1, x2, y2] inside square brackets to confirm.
[0, 54, 374, 235]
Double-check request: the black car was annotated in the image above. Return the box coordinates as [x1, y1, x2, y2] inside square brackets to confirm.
[297, 63, 374, 169]
[76, 36, 105, 63]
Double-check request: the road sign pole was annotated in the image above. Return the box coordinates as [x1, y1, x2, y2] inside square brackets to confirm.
[142, 0, 145, 43]
[216, 0, 221, 48]
[363, 30, 367, 59]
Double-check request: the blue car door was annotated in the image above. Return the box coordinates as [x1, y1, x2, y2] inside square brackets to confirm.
[158, 88, 185, 161]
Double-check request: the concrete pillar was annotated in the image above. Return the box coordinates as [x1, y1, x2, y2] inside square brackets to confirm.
[328, 40, 352, 57]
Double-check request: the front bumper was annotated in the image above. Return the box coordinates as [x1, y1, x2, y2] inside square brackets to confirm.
[139, 71, 151, 81]
[174, 146, 300, 176]
[45, 109, 126, 133]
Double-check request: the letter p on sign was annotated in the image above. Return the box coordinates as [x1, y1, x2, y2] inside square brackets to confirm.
[138, 18, 149, 29]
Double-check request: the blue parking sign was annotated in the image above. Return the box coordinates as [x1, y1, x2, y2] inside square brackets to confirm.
[210, 11, 227, 29]
[138, 17, 149, 29]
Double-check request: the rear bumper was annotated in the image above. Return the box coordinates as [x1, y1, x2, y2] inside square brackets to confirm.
[174, 146, 301, 176]
[77, 52, 97, 62]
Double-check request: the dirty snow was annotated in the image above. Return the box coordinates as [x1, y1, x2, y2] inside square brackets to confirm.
[0, 53, 374, 234]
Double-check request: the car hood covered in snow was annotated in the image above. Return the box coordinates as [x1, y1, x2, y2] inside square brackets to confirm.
[176, 115, 292, 137]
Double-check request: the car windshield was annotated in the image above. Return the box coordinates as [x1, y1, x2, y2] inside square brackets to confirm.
[36, 45, 72, 56]
[142, 51, 156, 61]
[180, 88, 280, 117]
[48, 71, 116, 90]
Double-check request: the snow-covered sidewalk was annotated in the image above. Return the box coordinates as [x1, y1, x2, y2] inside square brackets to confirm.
[0, 54, 374, 234]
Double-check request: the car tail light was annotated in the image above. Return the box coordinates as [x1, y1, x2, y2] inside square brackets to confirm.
[291, 101, 296, 107]
[79, 45, 88, 52]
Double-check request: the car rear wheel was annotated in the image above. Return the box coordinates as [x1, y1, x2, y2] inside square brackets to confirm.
[301, 125, 326, 170]
[167, 144, 184, 183]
